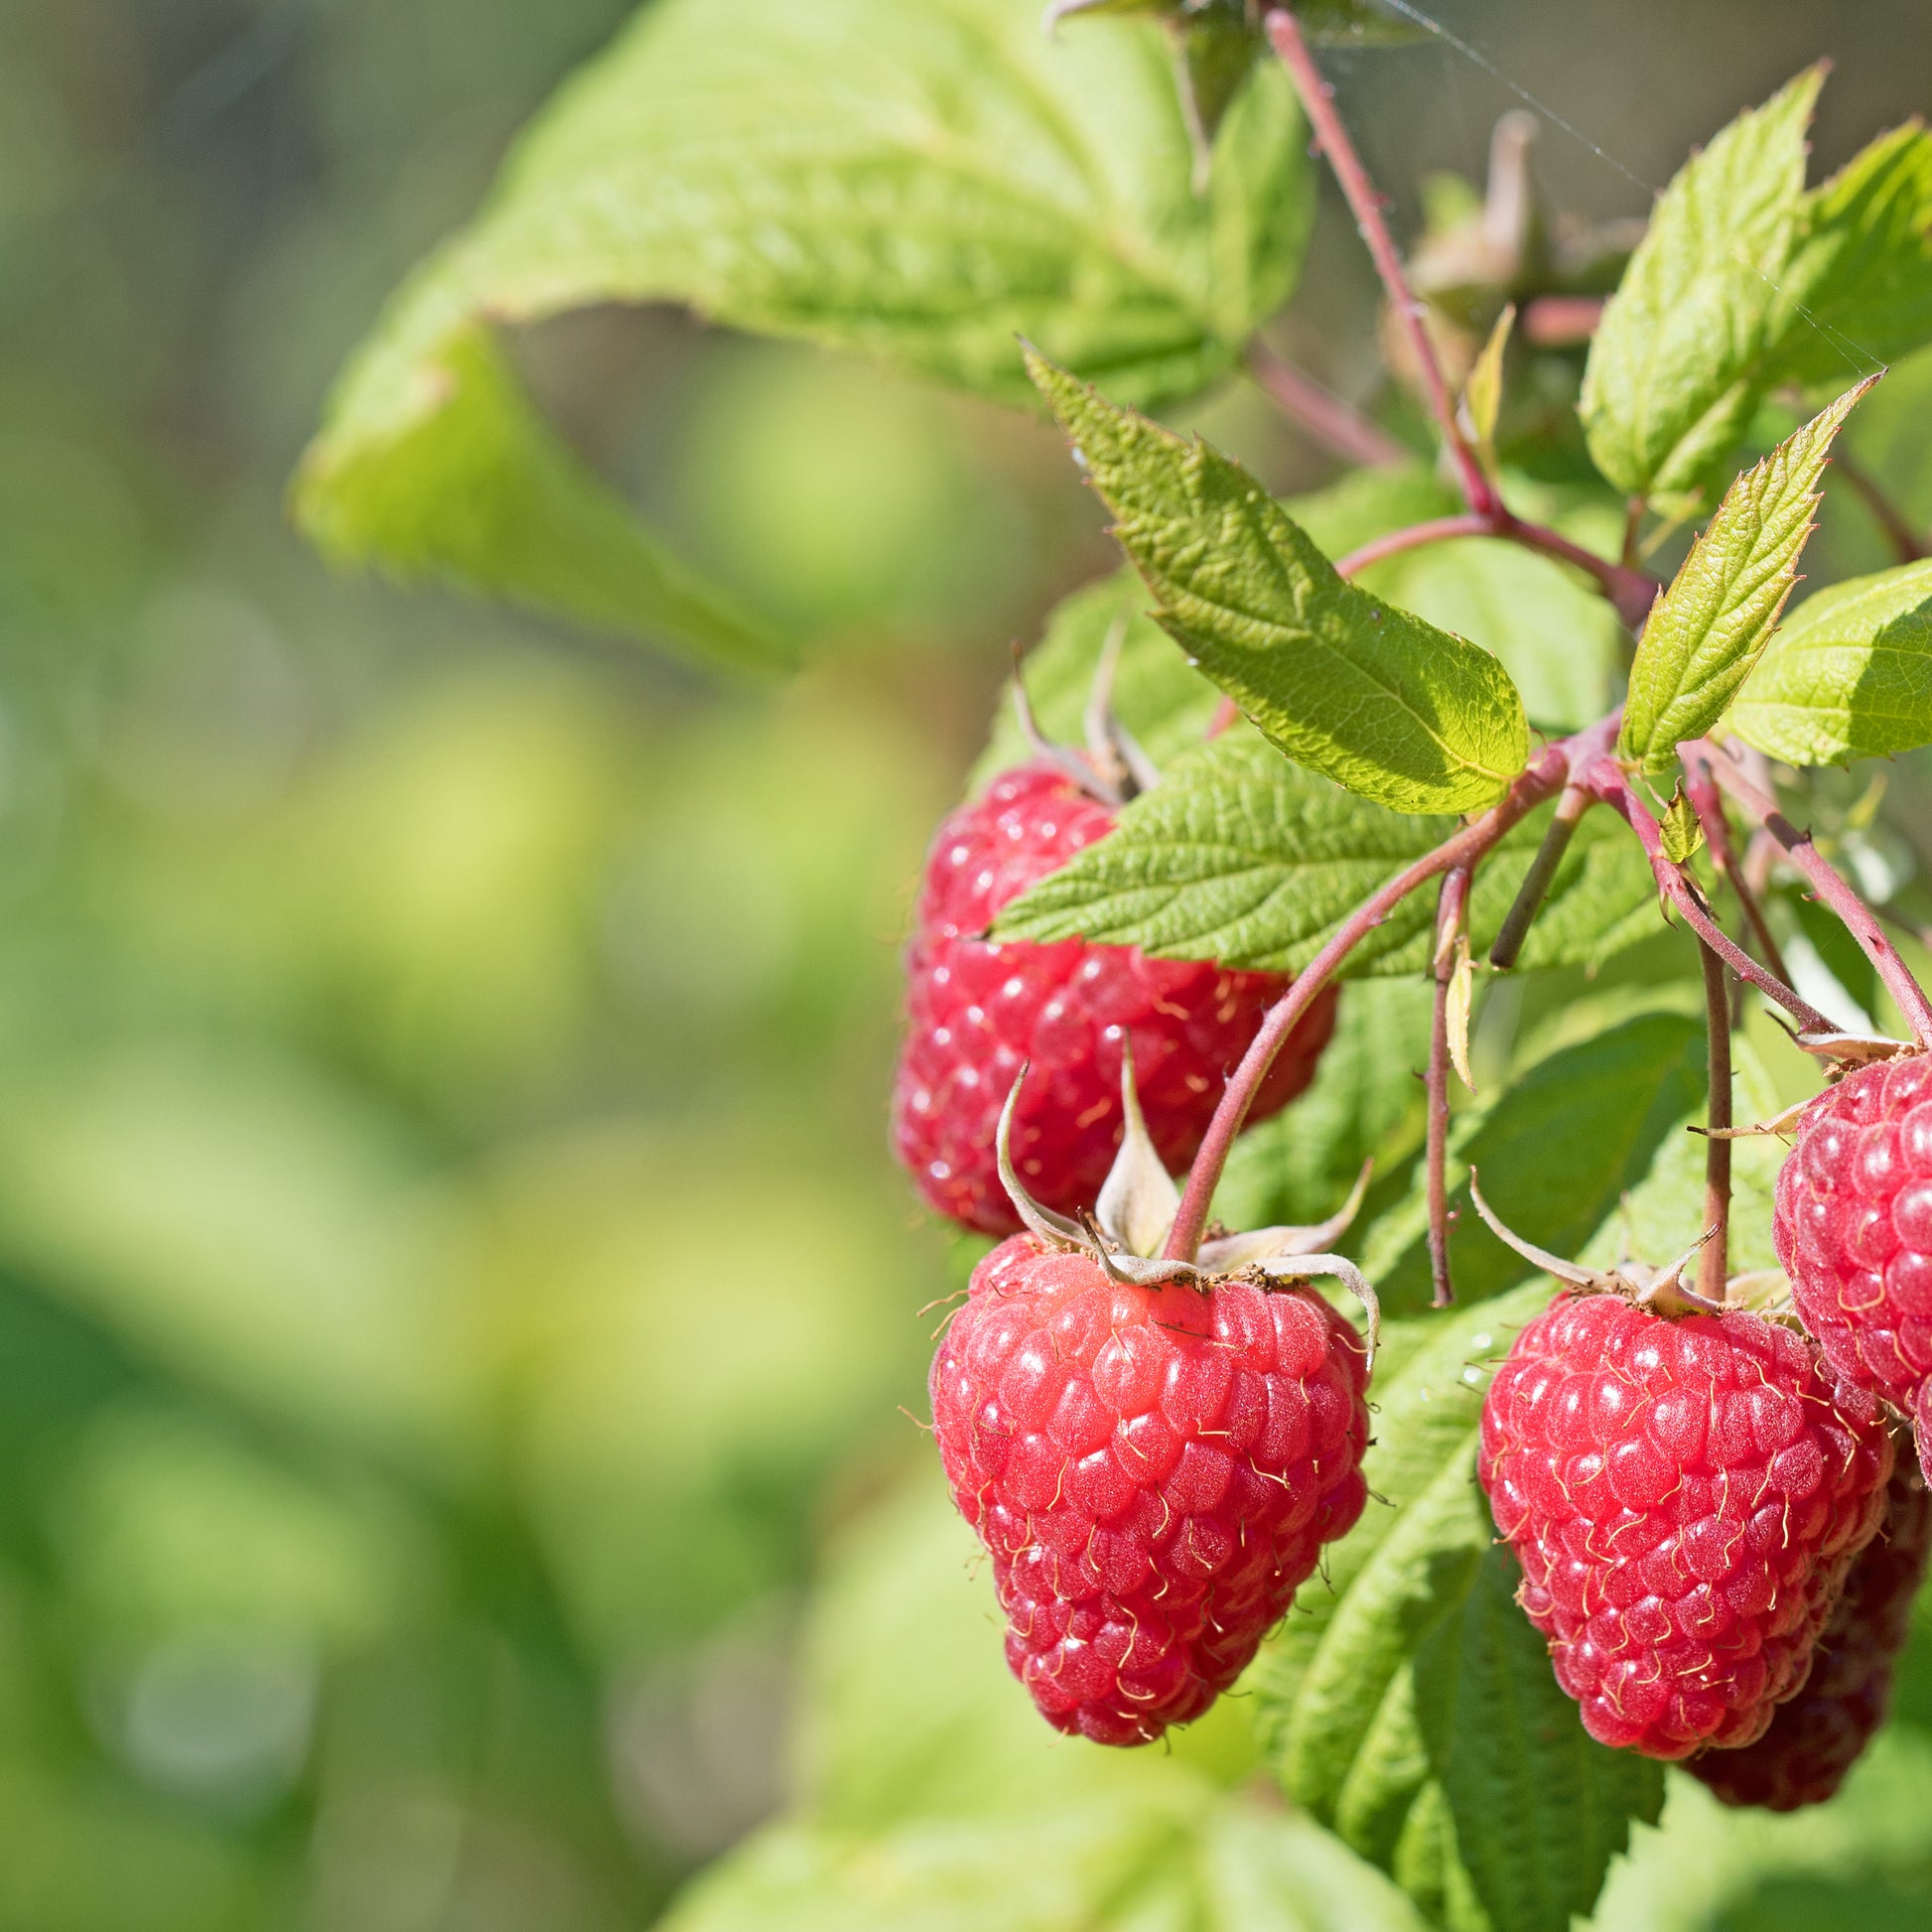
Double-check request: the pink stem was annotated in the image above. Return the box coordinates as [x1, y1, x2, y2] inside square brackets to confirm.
[1520, 294, 1605, 347]
[1164, 728, 1596, 1265]
[1263, 9, 1499, 520]
[1427, 867, 1471, 1309]
[1697, 933, 1733, 1307]
[1683, 755, 1790, 985]
[1246, 339, 1411, 471]
[1830, 454, 1925, 567]
[1692, 740, 1932, 1047]
[1586, 759, 1840, 1036]
[1333, 513, 1658, 631]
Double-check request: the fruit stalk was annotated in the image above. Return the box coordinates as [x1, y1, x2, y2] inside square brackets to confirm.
[1428, 865, 1471, 1308]
[1591, 762, 1840, 1036]
[1691, 738, 1932, 1048]
[1489, 779, 1592, 969]
[1263, 7, 1496, 518]
[1698, 933, 1733, 1306]
[1163, 721, 1612, 1265]
[1685, 753, 1791, 986]
[1264, 9, 1659, 631]
[1244, 337, 1410, 470]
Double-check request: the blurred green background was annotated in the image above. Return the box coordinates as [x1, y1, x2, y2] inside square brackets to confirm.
[2, 3, 1931, 1927]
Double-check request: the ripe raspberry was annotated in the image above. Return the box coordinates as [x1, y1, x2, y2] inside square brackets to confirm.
[1773, 1053, 1932, 1474]
[1479, 1292, 1894, 1759]
[893, 763, 1337, 1235]
[1688, 1462, 1932, 1810]
[930, 1234, 1371, 1744]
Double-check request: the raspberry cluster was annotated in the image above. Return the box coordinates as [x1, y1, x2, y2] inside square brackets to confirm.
[1689, 1462, 1932, 1810]
[893, 763, 1336, 1235]
[930, 1235, 1371, 1744]
[1479, 1291, 1894, 1759]
[1774, 1052, 1932, 1472]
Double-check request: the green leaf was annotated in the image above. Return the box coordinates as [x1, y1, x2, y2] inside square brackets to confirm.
[1252, 1284, 1663, 1932]
[1027, 353, 1531, 813]
[296, 324, 783, 673]
[1582, 67, 1824, 506]
[1617, 381, 1870, 775]
[1369, 1012, 1708, 1315]
[1412, 1547, 1666, 1932]
[296, 0, 1314, 662]
[1767, 122, 1932, 388]
[994, 734, 1658, 978]
[1729, 557, 1932, 765]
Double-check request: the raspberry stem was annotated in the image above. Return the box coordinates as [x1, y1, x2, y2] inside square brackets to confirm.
[1684, 752, 1791, 988]
[1690, 739, 1932, 1049]
[1244, 337, 1411, 471]
[1589, 761, 1841, 1037]
[1263, 8, 1497, 520]
[1698, 934, 1733, 1305]
[1263, 8, 1659, 633]
[1489, 779, 1592, 969]
[1427, 867, 1472, 1309]
[1163, 720, 1616, 1266]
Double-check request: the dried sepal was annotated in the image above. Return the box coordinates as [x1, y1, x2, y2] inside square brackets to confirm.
[1248, 1252, 1380, 1370]
[1465, 1169, 1726, 1316]
[996, 1067, 1092, 1249]
[1011, 656, 1124, 806]
[1196, 1158, 1373, 1271]
[1794, 1030, 1918, 1070]
[1095, 1037, 1181, 1258]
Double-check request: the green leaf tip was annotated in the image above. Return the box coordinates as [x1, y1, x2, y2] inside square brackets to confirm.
[1025, 352, 1532, 816]
[1618, 374, 1877, 776]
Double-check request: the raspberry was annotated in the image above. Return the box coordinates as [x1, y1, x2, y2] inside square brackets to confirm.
[893, 763, 1337, 1235]
[1688, 1461, 1932, 1810]
[1479, 1292, 1894, 1759]
[1772, 1053, 1932, 1474]
[930, 1234, 1371, 1744]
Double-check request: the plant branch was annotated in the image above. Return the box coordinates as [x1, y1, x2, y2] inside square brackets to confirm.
[1520, 294, 1605, 346]
[1587, 759, 1840, 1036]
[1683, 753, 1789, 984]
[1165, 719, 1617, 1266]
[1245, 338, 1411, 470]
[1489, 780, 1592, 969]
[1697, 935, 1732, 1306]
[1332, 512, 1659, 629]
[1428, 867, 1471, 1309]
[1691, 739, 1932, 1048]
[1830, 454, 1925, 566]
[1263, 8, 1499, 519]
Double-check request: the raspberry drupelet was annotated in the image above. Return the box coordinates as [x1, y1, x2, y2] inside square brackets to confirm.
[1689, 1461, 1932, 1810]
[894, 763, 1337, 1235]
[1773, 1052, 1932, 1474]
[930, 1235, 1371, 1744]
[1479, 1291, 1894, 1759]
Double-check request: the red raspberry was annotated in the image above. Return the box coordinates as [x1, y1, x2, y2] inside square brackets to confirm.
[930, 1234, 1371, 1744]
[1478, 1292, 1894, 1759]
[893, 764, 1337, 1234]
[1773, 1053, 1932, 1474]
[1688, 1461, 1932, 1810]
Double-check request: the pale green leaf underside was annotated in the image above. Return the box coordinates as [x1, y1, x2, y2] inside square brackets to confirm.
[995, 734, 1657, 978]
[1729, 556, 1932, 764]
[1029, 355, 1531, 812]
[294, 0, 1311, 663]
[1618, 381, 1867, 775]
